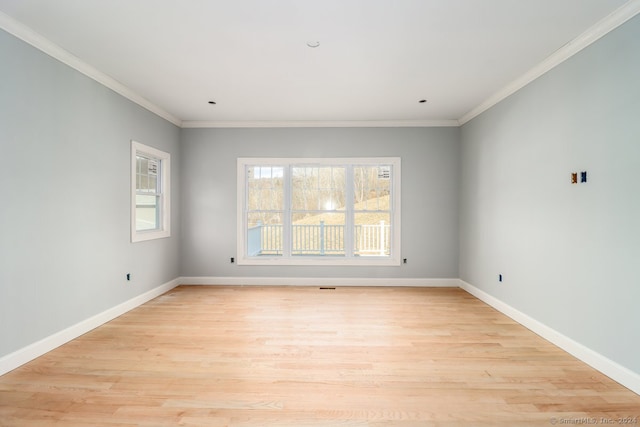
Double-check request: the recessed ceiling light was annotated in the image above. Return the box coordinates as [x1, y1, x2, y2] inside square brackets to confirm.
[208, 101, 216, 105]
[306, 41, 320, 48]
[419, 99, 427, 103]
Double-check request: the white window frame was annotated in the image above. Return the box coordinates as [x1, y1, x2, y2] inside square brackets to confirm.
[237, 157, 401, 266]
[131, 141, 171, 242]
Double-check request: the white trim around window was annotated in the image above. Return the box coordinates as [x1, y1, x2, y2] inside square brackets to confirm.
[237, 157, 401, 266]
[131, 141, 171, 242]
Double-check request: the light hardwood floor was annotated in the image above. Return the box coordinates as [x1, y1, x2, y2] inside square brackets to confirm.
[1, 286, 639, 426]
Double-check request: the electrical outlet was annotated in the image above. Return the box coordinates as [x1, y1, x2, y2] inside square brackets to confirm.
[126, 273, 131, 281]
[498, 274, 503, 282]
[403, 258, 407, 264]
[230, 257, 235, 264]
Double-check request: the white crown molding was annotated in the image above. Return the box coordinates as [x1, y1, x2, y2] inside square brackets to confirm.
[0, 11, 182, 128]
[179, 276, 460, 287]
[459, 0, 640, 125]
[3, 1, 639, 130]
[180, 119, 460, 129]
[0, 278, 180, 376]
[459, 280, 640, 396]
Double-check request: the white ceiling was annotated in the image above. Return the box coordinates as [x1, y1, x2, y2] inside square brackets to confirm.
[0, 0, 637, 127]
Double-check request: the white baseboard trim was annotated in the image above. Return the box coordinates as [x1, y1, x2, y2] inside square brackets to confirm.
[0, 278, 180, 376]
[178, 276, 459, 287]
[459, 280, 640, 396]
[4, 276, 638, 396]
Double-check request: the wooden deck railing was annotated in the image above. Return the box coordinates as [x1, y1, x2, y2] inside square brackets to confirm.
[248, 221, 390, 256]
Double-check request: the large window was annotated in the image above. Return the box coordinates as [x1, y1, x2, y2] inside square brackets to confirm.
[131, 141, 170, 242]
[237, 158, 400, 266]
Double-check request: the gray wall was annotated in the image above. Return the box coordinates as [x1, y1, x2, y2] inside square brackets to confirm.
[180, 127, 460, 279]
[0, 30, 181, 358]
[459, 15, 640, 372]
[4, 9, 637, 381]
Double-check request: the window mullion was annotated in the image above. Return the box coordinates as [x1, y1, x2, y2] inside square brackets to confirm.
[344, 164, 354, 258]
[283, 165, 292, 257]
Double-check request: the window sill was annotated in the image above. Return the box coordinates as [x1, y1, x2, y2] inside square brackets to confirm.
[237, 255, 401, 267]
[131, 229, 171, 243]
